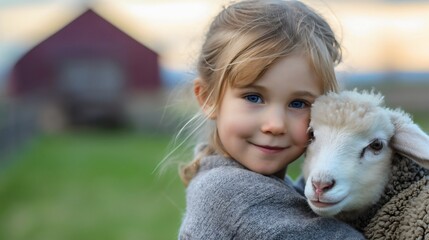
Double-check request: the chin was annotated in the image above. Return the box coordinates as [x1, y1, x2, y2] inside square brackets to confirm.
[308, 200, 345, 217]
[312, 205, 342, 217]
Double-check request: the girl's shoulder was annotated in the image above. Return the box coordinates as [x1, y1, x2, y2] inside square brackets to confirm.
[196, 154, 285, 184]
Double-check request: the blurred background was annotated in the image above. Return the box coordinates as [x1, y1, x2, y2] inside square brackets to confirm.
[0, 0, 428, 239]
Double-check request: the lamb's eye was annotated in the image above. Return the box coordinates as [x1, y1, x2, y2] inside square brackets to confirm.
[369, 139, 383, 151]
[360, 139, 384, 158]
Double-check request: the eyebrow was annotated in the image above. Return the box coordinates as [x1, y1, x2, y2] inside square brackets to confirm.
[291, 91, 319, 99]
[237, 84, 319, 99]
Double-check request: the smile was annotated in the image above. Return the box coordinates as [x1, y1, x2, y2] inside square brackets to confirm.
[309, 195, 347, 209]
[250, 142, 287, 154]
[310, 200, 340, 208]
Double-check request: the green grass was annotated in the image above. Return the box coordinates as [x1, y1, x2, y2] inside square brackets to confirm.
[411, 112, 429, 132]
[0, 131, 186, 240]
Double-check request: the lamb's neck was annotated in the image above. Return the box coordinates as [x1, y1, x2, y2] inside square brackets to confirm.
[383, 153, 429, 200]
[338, 153, 429, 230]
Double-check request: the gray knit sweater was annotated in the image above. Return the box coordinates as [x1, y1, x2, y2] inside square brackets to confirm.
[179, 155, 365, 239]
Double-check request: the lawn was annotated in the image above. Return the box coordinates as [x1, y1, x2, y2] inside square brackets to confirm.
[0, 131, 187, 240]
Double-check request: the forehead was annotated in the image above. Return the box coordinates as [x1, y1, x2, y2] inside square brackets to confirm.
[233, 54, 323, 96]
[252, 54, 322, 95]
[232, 51, 320, 82]
[310, 93, 394, 138]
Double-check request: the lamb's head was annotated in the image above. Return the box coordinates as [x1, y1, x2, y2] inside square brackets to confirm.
[303, 90, 429, 217]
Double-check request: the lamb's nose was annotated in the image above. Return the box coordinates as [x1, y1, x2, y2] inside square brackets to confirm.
[312, 179, 335, 196]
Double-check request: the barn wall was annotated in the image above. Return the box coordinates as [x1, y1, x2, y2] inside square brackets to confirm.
[8, 9, 164, 129]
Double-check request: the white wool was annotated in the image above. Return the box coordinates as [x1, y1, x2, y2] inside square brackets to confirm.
[310, 90, 385, 132]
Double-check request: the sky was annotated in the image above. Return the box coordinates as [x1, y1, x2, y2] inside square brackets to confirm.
[0, 0, 221, 79]
[1, 0, 429, 84]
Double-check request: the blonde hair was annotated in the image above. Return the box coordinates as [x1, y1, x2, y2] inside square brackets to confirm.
[179, 0, 342, 186]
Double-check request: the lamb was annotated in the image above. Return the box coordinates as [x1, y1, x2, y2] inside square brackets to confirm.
[302, 90, 429, 239]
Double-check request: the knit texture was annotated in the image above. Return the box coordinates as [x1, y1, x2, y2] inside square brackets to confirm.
[179, 155, 364, 240]
[343, 154, 429, 239]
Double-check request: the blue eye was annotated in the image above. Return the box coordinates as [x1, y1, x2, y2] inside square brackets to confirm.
[289, 100, 307, 109]
[244, 94, 263, 104]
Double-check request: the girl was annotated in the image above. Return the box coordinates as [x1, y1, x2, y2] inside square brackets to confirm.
[176, 0, 365, 239]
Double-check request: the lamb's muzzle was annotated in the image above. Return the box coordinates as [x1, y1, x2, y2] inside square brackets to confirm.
[312, 178, 335, 195]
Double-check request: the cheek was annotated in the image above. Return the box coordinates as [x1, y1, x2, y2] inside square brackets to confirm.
[217, 113, 254, 138]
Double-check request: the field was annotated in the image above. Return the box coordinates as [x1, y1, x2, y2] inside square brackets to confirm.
[0, 111, 428, 240]
[0, 132, 186, 240]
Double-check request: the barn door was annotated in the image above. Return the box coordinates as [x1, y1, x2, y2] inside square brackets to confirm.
[57, 58, 126, 126]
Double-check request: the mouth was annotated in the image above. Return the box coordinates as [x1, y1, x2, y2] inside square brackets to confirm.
[310, 200, 340, 208]
[309, 195, 346, 209]
[250, 142, 288, 154]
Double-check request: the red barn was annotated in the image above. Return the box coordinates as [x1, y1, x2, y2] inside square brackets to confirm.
[9, 9, 161, 128]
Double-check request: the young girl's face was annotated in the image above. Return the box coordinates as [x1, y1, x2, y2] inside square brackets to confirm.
[216, 53, 323, 177]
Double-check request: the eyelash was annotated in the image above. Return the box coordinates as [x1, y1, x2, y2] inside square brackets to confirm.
[289, 100, 310, 109]
[243, 93, 264, 104]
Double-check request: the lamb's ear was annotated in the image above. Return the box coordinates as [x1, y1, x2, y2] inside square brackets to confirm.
[389, 108, 429, 169]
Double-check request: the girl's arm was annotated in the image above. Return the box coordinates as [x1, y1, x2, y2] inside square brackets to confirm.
[234, 192, 364, 239]
[182, 164, 364, 240]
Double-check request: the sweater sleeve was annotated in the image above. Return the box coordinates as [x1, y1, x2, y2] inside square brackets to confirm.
[179, 165, 365, 240]
[234, 188, 364, 240]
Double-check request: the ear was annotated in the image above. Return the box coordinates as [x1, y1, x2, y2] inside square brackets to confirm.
[389, 108, 429, 169]
[194, 79, 216, 119]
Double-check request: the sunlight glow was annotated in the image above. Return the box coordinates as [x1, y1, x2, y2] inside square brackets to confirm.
[1, 0, 429, 71]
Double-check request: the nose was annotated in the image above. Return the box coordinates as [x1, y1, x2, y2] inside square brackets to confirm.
[312, 179, 336, 196]
[261, 108, 286, 135]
